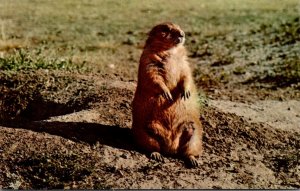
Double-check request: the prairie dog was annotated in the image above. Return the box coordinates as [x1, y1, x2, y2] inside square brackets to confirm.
[132, 22, 203, 167]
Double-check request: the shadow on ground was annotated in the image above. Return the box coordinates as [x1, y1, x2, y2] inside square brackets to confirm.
[1, 120, 134, 151]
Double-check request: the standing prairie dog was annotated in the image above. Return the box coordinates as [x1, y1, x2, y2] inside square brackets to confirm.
[132, 22, 203, 167]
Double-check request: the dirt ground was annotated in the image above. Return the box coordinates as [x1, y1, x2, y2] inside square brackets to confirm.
[0, 69, 299, 189]
[0, 0, 300, 189]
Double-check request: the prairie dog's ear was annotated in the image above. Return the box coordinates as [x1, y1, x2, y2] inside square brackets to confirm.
[160, 25, 171, 33]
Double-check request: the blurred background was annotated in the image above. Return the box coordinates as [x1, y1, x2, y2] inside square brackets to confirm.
[0, 0, 299, 85]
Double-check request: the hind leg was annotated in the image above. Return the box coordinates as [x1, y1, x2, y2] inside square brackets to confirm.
[133, 122, 169, 162]
[146, 121, 171, 162]
[179, 121, 195, 145]
[134, 130, 161, 150]
[181, 122, 200, 167]
[179, 120, 203, 168]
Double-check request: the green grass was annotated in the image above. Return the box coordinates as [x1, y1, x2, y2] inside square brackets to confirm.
[0, 0, 299, 80]
[253, 55, 300, 88]
[0, 49, 88, 71]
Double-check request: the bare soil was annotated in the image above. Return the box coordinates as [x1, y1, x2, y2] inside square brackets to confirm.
[0, 69, 299, 189]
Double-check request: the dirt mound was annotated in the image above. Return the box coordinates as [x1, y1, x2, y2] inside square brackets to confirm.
[0, 71, 299, 189]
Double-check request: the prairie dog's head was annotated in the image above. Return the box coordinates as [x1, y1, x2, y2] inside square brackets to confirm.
[145, 22, 185, 50]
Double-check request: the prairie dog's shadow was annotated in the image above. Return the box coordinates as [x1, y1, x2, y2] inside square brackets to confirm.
[2, 120, 134, 151]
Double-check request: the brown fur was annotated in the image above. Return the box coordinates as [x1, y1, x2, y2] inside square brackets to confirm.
[132, 22, 203, 167]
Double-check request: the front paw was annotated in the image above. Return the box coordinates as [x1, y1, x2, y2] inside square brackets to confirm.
[181, 90, 191, 100]
[162, 89, 173, 102]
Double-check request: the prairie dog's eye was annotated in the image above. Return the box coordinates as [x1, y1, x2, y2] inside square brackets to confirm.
[160, 26, 171, 38]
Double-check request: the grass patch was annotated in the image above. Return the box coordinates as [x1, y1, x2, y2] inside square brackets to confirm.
[0, 0, 299, 84]
[264, 57, 300, 88]
[0, 49, 89, 72]
[1, 0, 299, 72]
[245, 55, 300, 89]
